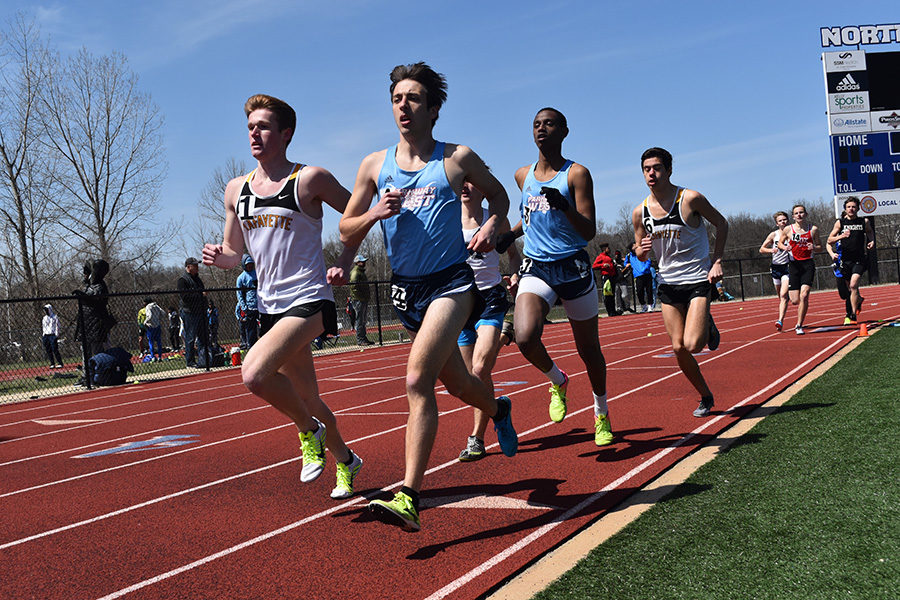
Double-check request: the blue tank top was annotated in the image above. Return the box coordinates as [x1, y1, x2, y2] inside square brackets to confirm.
[377, 142, 467, 277]
[521, 160, 588, 261]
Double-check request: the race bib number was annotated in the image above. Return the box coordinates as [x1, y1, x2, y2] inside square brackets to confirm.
[391, 284, 408, 311]
[519, 257, 533, 275]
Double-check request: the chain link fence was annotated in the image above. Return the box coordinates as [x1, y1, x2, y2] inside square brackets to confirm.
[0, 282, 410, 406]
[4, 247, 895, 405]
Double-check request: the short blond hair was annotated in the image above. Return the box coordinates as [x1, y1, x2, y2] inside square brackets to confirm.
[244, 94, 296, 146]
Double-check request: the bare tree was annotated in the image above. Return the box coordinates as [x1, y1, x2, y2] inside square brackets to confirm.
[187, 157, 249, 288]
[37, 46, 173, 269]
[0, 14, 58, 296]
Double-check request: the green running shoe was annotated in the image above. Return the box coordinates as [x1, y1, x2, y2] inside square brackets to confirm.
[548, 371, 569, 423]
[330, 451, 363, 499]
[298, 419, 326, 483]
[369, 491, 420, 531]
[594, 413, 613, 446]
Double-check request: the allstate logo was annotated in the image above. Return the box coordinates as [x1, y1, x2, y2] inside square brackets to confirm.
[860, 196, 877, 214]
[832, 118, 845, 127]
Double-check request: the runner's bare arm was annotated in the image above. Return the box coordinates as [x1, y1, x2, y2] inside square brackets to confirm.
[687, 191, 728, 282]
[865, 218, 875, 249]
[448, 145, 508, 253]
[339, 150, 398, 248]
[826, 219, 844, 244]
[202, 177, 244, 269]
[564, 163, 597, 242]
[810, 226, 823, 253]
[759, 231, 777, 254]
[303, 167, 358, 283]
[632, 204, 651, 261]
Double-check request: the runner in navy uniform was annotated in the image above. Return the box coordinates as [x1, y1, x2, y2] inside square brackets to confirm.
[202, 94, 363, 499]
[632, 147, 728, 418]
[340, 63, 518, 531]
[826, 196, 874, 322]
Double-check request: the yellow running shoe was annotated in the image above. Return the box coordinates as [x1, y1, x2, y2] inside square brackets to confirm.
[594, 413, 613, 446]
[548, 371, 569, 423]
[298, 419, 326, 483]
[331, 451, 363, 499]
[368, 491, 420, 531]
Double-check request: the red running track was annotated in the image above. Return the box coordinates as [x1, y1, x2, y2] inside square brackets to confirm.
[1, 286, 897, 599]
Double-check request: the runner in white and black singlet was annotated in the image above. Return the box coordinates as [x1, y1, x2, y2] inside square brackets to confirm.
[826, 196, 875, 322]
[759, 211, 791, 331]
[202, 94, 363, 500]
[340, 63, 517, 532]
[777, 204, 822, 335]
[456, 182, 521, 463]
[632, 147, 728, 418]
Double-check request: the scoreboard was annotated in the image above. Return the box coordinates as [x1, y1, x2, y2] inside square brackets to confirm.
[823, 49, 900, 216]
[831, 132, 900, 194]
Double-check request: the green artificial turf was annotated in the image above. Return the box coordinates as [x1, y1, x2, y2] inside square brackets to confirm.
[534, 326, 899, 600]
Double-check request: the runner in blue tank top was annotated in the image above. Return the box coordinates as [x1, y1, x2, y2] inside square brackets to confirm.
[339, 62, 518, 532]
[497, 107, 613, 447]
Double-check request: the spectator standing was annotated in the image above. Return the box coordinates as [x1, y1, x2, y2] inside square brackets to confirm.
[626, 243, 653, 312]
[167, 307, 181, 351]
[143, 297, 166, 361]
[649, 264, 659, 310]
[137, 305, 148, 356]
[177, 257, 207, 367]
[235, 254, 259, 349]
[349, 255, 373, 345]
[41, 304, 64, 368]
[614, 250, 633, 313]
[77, 259, 115, 359]
[592, 243, 618, 317]
[208, 298, 220, 348]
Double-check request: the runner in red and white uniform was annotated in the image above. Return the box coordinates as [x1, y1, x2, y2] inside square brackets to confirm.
[777, 204, 822, 335]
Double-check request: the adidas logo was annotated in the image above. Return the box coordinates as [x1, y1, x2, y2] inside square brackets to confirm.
[384, 175, 393, 184]
[835, 74, 861, 92]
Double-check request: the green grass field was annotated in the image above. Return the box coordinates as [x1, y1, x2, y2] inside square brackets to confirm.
[534, 326, 899, 600]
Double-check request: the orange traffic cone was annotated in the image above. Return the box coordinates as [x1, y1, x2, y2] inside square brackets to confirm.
[857, 322, 869, 337]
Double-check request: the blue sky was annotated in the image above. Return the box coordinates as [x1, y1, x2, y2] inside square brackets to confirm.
[6, 0, 898, 264]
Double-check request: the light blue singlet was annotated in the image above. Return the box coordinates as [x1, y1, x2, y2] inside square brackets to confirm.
[377, 142, 468, 277]
[521, 160, 588, 261]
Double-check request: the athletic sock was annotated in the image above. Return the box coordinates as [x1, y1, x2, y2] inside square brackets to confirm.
[543, 363, 566, 386]
[400, 486, 420, 511]
[341, 450, 355, 466]
[593, 392, 608, 417]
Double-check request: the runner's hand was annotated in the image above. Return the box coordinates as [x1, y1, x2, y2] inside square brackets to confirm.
[371, 188, 402, 220]
[202, 243, 222, 266]
[541, 187, 569, 211]
[327, 267, 347, 286]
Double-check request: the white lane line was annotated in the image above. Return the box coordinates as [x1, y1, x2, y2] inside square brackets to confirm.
[423, 331, 858, 600]
[88, 330, 857, 600]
